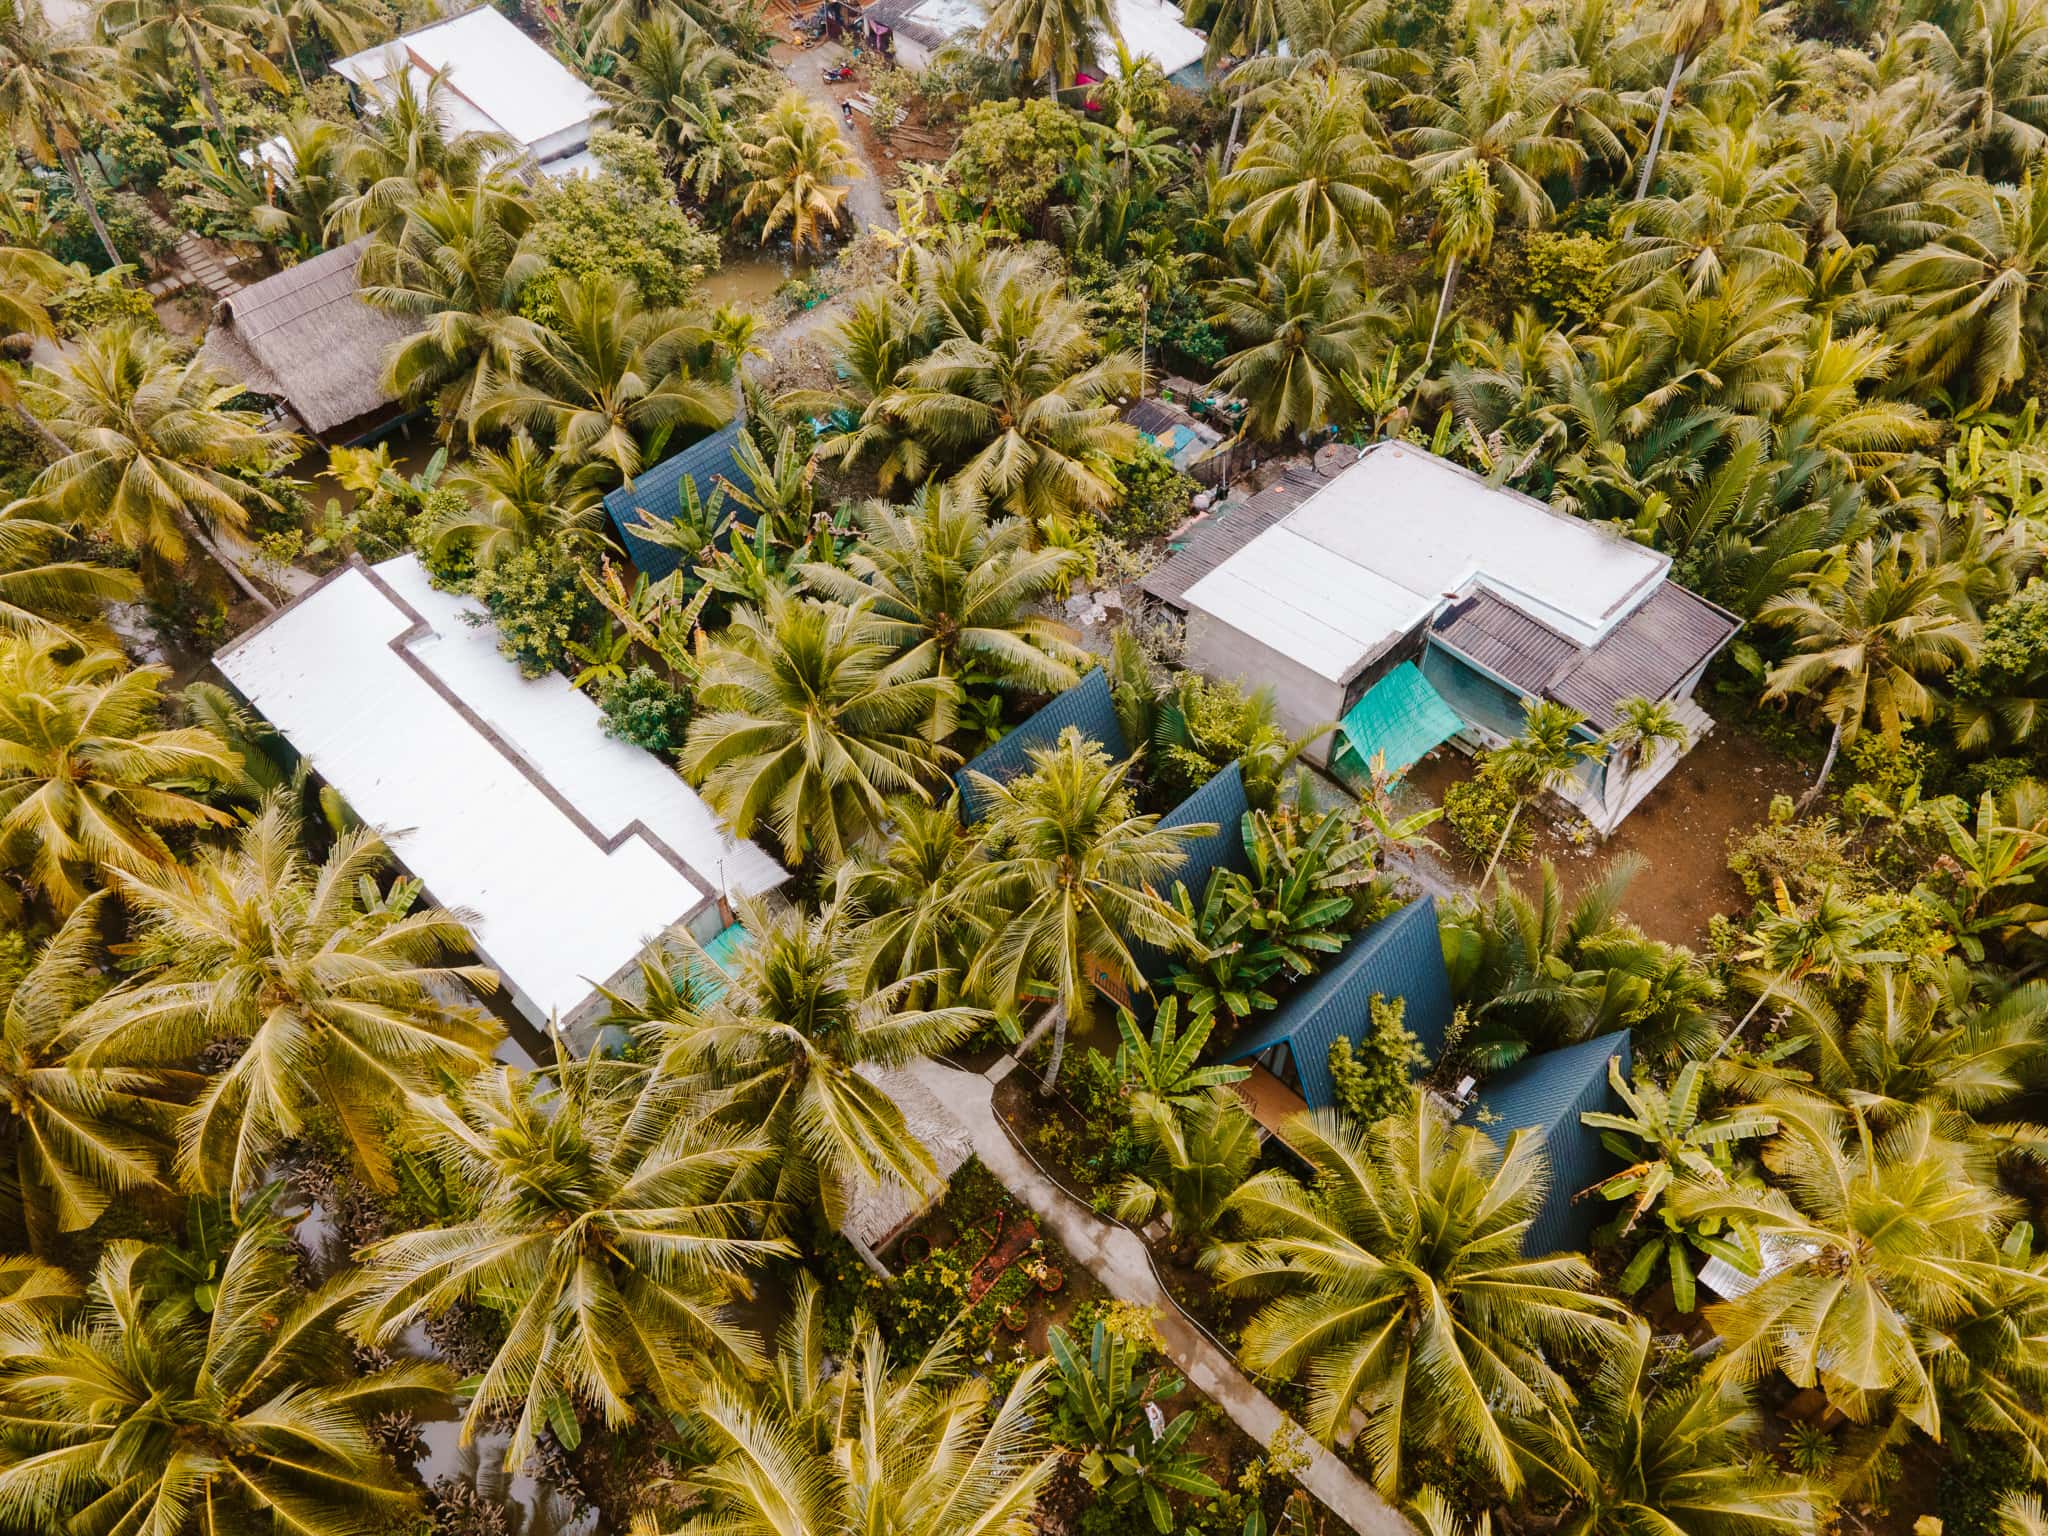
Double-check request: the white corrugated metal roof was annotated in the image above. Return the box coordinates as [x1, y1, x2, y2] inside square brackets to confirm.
[334, 8, 601, 158]
[215, 556, 785, 1027]
[1108, 0, 1206, 77]
[1182, 444, 1671, 685]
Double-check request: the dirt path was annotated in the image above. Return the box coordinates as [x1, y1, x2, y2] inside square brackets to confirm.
[911, 1055, 1413, 1536]
[773, 40, 896, 237]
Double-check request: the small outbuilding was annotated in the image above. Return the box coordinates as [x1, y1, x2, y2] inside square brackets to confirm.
[1459, 1030, 1632, 1257]
[333, 6, 606, 178]
[213, 554, 787, 1040]
[1142, 443, 1739, 833]
[857, 0, 1207, 83]
[198, 238, 418, 444]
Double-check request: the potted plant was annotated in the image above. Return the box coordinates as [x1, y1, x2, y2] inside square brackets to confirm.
[999, 1302, 1030, 1333]
[899, 1231, 932, 1264]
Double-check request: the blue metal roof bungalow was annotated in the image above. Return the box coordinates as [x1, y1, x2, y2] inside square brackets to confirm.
[602, 418, 749, 580]
[1221, 896, 1454, 1138]
[953, 669, 1129, 824]
[1460, 1030, 1633, 1256]
[1120, 763, 1253, 1005]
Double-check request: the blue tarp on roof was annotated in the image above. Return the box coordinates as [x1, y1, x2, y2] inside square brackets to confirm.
[1334, 661, 1463, 780]
[1461, 1030, 1632, 1256]
[1224, 895, 1453, 1107]
[602, 419, 747, 579]
[955, 670, 1128, 823]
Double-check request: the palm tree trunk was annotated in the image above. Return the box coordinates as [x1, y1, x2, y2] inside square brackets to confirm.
[1634, 49, 1685, 201]
[1707, 971, 1782, 1063]
[54, 136, 124, 271]
[1796, 719, 1843, 813]
[272, 0, 311, 95]
[9, 400, 66, 460]
[1424, 253, 1460, 370]
[181, 25, 233, 141]
[1047, 66, 1059, 104]
[1479, 793, 1525, 889]
[1038, 1001, 1068, 1095]
[180, 510, 278, 611]
[1223, 93, 1246, 171]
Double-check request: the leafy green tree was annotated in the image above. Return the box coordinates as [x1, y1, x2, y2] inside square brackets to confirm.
[682, 590, 960, 863]
[1509, 1321, 1819, 1536]
[947, 96, 1085, 229]
[1327, 995, 1425, 1127]
[799, 483, 1085, 693]
[650, 896, 984, 1230]
[738, 90, 858, 254]
[0, 893, 186, 1249]
[72, 795, 499, 1193]
[1580, 1058, 1778, 1312]
[1046, 1320, 1223, 1530]
[350, 1050, 790, 1470]
[667, 1276, 1057, 1535]
[960, 727, 1201, 1085]
[0, 637, 234, 913]
[1214, 1093, 1632, 1487]
[0, 1217, 448, 1536]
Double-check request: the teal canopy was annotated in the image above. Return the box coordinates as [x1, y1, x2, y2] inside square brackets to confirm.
[1334, 661, 1463, 780]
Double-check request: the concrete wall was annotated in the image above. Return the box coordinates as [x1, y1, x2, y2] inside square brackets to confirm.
[1184, 611, 1348, 765]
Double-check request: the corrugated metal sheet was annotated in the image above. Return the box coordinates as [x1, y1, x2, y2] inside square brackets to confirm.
[955, 670, 1129, 823]
[602, 421, 748, 579]
[1140, 463, 1337, 607]
[1550, 584, 1739, 731]
[1224, 896, 1454, 1107]
[1461, 1030, 1632, 1256]
[1429, 590, 1581, 697]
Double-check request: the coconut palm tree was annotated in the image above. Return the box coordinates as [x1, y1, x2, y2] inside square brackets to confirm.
[1879, 169, 2048, 405]
[1509, 1321, 1819, 1536]
[0, 0, 124, 269]
[23, 323, 296, 575]
[0, 894, 187, 1251]
[667, 1276, 1056, 1536]
[358, 180, 537, 430]
[350, 1050, 790, 1471]
[94, 0, 287, 141]
[1760, 539, 1980, 802]
[235, 114, 350, 257]
[477, 272, 729, 484]
[1793, 92, 1948, 258]
[737, 90, 859, 254]
[1611, 123, 1806, 300]
[1219, 74, 1403, 258]
[0, 1217, 449, 1536]
[650, 895, 985, 1229]
[330, 64, 514, 242]
[959, 728, 1203, 1086]
[1422, 160, 1498, 368]
[0, 500, 138, 642]
[1634, 0, 1743, 199]
[1114, 1085, 1260, 1249]
[1396, 30, 1585, 228]
[1480, 699, 1606, 886]
[1207, 236, 1389, 441]
[1600, 696, 1690, 780]
[1213, 1093, 1632, 1489]
[272, 0, 380, 72]
[885, 251, 1141, 524]
[847, 796, 988, 1003]
[784, 285, 935, 492]
[0, 638, 235, 914]
[426, 432, 607, 567]
[70, 795, 500, 1194]
[982, 0, 1118, 100]
[599, 13, 765, 170]
[1911, 0, 2048, 179]
[799, 484, 1085, 693]
[1672, 1108, 2018, 1440]
[682, 590, 960, 863]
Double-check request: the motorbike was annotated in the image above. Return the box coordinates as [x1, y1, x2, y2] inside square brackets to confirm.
[822, 61, 854, 80]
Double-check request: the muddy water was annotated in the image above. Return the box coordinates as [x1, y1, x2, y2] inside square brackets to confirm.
[698, 248, 813, 309]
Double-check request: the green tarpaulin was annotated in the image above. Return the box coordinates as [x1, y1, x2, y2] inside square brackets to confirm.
[1334, 661, 1463, 781]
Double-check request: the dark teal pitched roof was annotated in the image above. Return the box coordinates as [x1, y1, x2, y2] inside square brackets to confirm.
[955, 670, 1128, 823]
[1136, 763, 1252, 988]
[1224, 895, 1453, 1107]
[1460, 1030, 1632, 1256]
[602, 420, 747, 579]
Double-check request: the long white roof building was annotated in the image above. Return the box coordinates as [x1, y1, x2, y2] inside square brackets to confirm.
[215, 555, 786, 1033]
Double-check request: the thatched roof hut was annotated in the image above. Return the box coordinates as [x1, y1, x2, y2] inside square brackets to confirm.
[200, 238, 419, 443]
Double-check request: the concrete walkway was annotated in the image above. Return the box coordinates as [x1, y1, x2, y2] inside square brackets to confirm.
[907, 1057, 1411, 1536]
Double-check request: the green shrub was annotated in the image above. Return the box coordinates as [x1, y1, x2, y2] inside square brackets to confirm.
[49, 189, 172, 273]
[1441, 759, 1530, 870]
[464, 543, 598, 677]
[1327, 995, 1424, 1126]
[49, 270, 156, 337]
[1521, 230, 1615, 328]
[597, 666, 693, 754]
[1937, 1439, 2029, 1536]
[948, 97, 1083, 230]
[1107, 441, 1196, 543]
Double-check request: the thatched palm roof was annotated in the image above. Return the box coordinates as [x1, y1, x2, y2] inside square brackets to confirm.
[200, 238, 419, 437]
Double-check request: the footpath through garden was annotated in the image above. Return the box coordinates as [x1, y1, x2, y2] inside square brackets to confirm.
[908, 1056, 1413, 1536]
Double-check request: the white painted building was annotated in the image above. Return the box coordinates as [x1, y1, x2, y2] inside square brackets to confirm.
[865, 0, 1207, 82]
[332, 7, 605, 179]
[214, 555, 787, 1035]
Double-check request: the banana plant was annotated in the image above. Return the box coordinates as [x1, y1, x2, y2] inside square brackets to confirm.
[1581, 1057, 1778, 1313]
[1046, 1321, 1223, 1532]
[1168, 867, 1285, 1030]
[1242, 807, 1377, 975]
[1114, 996, 1249, 1133]
[1914, 787, 2048, 961]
